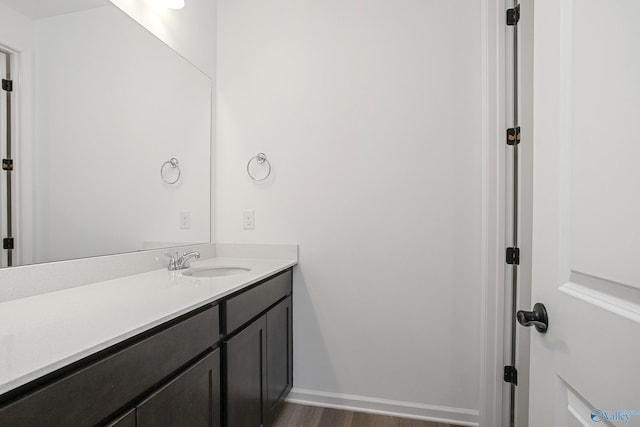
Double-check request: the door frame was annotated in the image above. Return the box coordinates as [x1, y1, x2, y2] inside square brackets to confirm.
[479, 0, 508, 425]
[479, 0, 534, 426]
[0, 45, 17, 268]
[0, 47, 9, 268]
[0, 39, 35, 267]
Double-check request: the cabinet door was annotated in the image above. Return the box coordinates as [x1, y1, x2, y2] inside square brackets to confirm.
[224, 315, 267, 427]
[137, 349, 221, 427]
[266, 296, 292, 423]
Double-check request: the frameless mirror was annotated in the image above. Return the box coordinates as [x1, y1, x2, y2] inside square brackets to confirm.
[0, 0, 212, 267]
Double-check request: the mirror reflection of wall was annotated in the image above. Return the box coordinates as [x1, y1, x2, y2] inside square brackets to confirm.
[0, 0, 212, 267]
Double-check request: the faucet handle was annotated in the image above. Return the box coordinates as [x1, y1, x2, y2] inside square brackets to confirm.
[164, 252, 178, 271]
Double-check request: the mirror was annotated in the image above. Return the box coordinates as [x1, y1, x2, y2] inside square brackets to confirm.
[0, 0, 212, 267]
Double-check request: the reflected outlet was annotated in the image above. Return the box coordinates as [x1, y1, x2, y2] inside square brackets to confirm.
[243, 210, 255, 230]
[180, 212, 191, 229]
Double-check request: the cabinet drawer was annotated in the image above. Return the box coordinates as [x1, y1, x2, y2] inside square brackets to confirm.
[0, 304, 219, 427]
[226, 269, 292, 334]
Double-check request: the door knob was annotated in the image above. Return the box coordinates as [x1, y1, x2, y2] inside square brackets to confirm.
[517, 303, 548, 333]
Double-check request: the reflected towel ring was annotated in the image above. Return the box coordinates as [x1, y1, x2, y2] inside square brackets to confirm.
[161, 157, 181, 184]
[247, 153, 271, 181]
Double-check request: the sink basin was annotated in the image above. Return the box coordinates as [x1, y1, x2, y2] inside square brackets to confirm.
[182, 266, 251, 278]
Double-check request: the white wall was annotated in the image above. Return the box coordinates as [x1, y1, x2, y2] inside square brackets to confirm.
[32, 6, 211, 263]
[216, 0, 482, 422]
[0, 3, 33, 50]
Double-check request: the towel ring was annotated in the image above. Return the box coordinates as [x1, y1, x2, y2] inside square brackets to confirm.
[247, 153, 271, 181]
[161, 157, 181, 184]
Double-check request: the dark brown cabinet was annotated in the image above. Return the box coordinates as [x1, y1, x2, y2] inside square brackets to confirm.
[224, 270, 293, 427]
[0, 268, 293, 427]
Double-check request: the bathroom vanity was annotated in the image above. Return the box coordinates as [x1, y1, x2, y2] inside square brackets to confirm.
[0, 258, 294, 427]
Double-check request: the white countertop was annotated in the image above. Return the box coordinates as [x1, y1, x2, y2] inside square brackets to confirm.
[0, 256, 296, 395]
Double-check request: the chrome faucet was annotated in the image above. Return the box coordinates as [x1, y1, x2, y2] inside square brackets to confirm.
[165, 251, 200, 271]
[177, 251, 200, 269]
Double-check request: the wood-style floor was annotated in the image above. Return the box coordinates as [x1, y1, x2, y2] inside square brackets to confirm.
[271, 403, 459, 427]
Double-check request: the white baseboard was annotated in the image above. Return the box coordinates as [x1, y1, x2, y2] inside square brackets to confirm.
[286, 388, 479, 426]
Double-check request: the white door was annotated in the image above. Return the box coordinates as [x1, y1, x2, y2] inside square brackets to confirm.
[528, 0, 640, 426]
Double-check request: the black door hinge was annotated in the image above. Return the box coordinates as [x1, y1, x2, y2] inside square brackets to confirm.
[2, 159, 13, 171]
[1, 79, 12, 92]
[506, 247, 520, 265]
[504, 365, 518, 385]
[507, 127, 521, 145]
[507, 4, 521, 26]
[3, 238, 14, 250]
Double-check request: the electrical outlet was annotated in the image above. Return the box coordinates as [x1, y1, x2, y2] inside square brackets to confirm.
[243, 210, 255, 230]
[180, 212, 191, 229]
